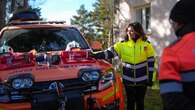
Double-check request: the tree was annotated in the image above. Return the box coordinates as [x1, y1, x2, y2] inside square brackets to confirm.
[23, 0, 28, 9]
[10, 0, 42, 17]
[71, 5, 96, 42]
[71, 0, 115, 48]
[0, 0, 7, 29]
[91, 0, 115, 47]
[11, 0, 16, 12]
[0, 0, 43, 29]
[27, 0, 45, 18]
[10, 0, 29, 13]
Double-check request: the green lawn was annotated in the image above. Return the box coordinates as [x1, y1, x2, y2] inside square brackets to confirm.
[145, 88, 163, 110]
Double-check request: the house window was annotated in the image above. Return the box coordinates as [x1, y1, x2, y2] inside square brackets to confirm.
[135, 6, 151, 31]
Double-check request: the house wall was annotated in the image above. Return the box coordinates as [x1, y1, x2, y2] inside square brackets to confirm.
[150, 0, 178, 55]
[115, 0, 131, 36]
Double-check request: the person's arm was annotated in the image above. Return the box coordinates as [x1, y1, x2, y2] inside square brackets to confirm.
[146, 42, 156, 86]
[160, 81, 194, 110]
[90, 42, 121, 59]
[159, 49, 195, 110]
[90, 47, 115, 59]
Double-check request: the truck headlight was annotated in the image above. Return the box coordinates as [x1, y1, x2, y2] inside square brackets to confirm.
[0, 84, 10, 102]
[9, 74, 34, 90]
[12, 78, 33, 89]
[98, 70, 114, 91]
[80, 68, 100, 82]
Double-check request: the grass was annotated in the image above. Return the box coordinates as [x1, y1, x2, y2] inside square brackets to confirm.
[145, 88, 163, 110]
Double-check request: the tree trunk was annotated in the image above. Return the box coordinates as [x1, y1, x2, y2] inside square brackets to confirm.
[0, 0, 7, 29]
[11, 0, 16, 13]
[23, 0, 28, 9]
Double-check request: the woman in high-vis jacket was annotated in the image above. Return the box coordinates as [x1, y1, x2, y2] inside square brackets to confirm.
[91, 22, 156, 110]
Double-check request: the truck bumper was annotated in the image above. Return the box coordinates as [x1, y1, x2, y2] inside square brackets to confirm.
[0, 77, 124, 110]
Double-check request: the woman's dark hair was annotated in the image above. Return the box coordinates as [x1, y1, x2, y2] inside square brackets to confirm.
[124, 22, 147, 41]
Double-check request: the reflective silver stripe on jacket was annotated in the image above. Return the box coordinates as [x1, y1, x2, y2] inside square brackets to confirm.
[122, 62, 147, 69]
[122, 74, 147, 82]
[104, 51, 108, 59]
[148, 57, 155, 62]
[107, 47, 118, 56]
[160, 82, 183, 94]
[114, 56, 120, 60]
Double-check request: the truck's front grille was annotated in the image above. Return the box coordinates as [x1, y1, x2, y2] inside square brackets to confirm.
[8, 78, 97, 102]
[32, 78, 97, 93]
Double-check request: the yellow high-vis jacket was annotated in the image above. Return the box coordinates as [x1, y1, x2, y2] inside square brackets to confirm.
[94, 38, 156, 86]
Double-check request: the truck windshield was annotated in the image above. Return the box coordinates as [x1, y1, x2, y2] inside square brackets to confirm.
[0, 27, 89, 52]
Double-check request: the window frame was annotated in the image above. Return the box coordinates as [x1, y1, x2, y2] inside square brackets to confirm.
[135, 5, 151, 31]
